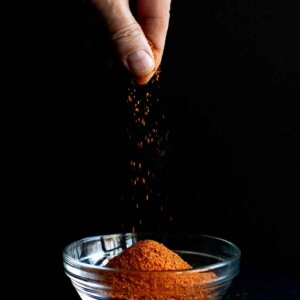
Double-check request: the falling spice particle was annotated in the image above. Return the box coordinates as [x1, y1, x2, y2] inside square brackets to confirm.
[121, 67, 171, 233]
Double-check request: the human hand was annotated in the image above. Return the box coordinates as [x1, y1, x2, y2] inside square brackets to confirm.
[89, 0, 171, 85]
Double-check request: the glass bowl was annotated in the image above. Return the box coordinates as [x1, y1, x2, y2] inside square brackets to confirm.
[63, 232, 241, 300]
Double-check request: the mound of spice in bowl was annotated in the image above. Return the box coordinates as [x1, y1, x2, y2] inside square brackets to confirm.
[102, 239, 217, 300]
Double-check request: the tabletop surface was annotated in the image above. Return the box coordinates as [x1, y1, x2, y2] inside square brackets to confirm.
[224, 263, 300, 300]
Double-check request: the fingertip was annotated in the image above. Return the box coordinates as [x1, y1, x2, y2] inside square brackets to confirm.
[134, 75, 152, 85]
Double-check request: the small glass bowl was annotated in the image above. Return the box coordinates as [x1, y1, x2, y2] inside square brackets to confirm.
[63, 232, 241, 300]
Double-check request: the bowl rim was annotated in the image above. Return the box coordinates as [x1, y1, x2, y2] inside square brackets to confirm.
[63, 232, 241, 274]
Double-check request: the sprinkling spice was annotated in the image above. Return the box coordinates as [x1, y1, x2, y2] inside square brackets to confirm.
[100, 239, 217, 299]
[121, 67, 171, 233]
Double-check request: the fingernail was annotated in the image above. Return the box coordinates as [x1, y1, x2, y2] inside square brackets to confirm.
[127, 50, 154, 74]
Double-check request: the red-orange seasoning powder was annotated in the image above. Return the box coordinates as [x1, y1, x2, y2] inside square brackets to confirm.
[101, 239, 217, 300]
[106, 239, 191, 271]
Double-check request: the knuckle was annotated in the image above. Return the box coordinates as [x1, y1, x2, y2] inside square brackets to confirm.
[111, 23, 143, 45]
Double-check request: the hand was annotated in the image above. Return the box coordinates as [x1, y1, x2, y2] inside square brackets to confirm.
[88, 0, 171, 85]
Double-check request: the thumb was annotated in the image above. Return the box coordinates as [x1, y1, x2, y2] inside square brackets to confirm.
[91, 0, 155, 84]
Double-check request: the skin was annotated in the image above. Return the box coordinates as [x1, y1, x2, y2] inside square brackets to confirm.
[89, 0, 172, 85]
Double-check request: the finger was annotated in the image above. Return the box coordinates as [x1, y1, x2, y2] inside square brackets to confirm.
[91, 0, 156, 84]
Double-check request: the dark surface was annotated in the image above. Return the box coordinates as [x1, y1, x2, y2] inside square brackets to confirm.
[16, 1, 300, 299]
[225, 265, 300, 300]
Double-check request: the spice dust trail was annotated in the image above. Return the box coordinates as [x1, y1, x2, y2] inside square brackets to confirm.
[121, 69, 172, 233]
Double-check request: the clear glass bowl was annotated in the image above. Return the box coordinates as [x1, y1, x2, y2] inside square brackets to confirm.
[63, 232, 241, 300]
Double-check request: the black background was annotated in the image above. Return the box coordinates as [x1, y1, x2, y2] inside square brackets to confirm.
[15, 1, 300, 299]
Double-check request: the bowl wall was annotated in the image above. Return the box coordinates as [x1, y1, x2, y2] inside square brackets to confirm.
[63, 232, 241, 300]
